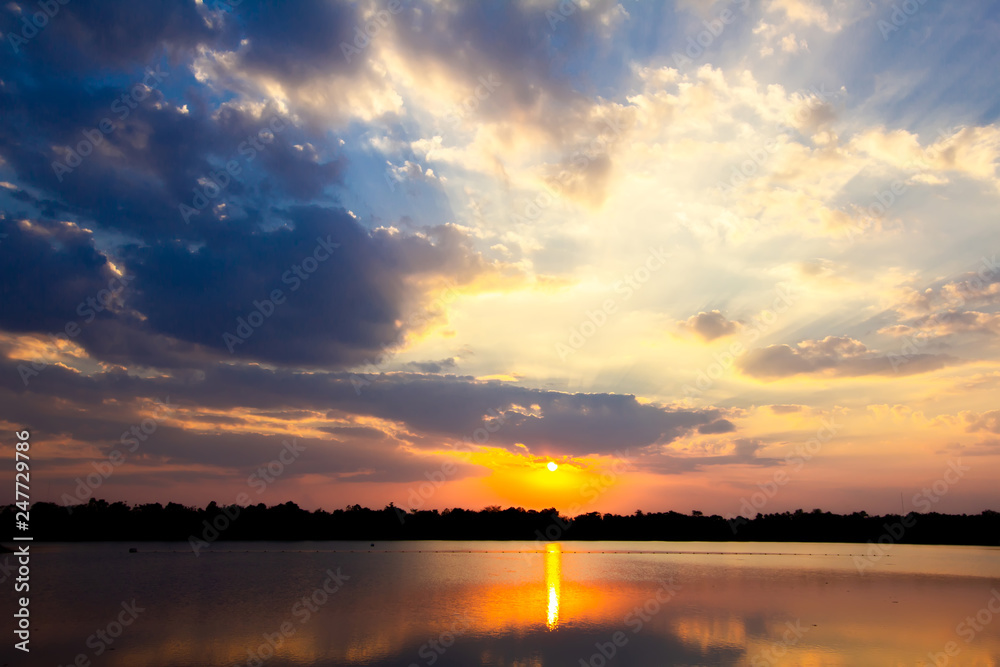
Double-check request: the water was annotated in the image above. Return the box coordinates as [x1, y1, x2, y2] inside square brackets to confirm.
[7, 541, 1000, 666]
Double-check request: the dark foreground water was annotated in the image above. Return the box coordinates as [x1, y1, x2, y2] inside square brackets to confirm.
[3, 541, 1000, 666]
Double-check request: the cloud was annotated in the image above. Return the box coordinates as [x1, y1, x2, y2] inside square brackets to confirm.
[330, 375, 728, 456]
[0, 218, 123, 335]
[0, 356, 736, 480]
[880, 257, 1000, 344]
[965, 411, 1000, 435]
[779, 33, 808, 53]
[0, 0, 224, 74]
[405, 358, 459, 373]
[939, 259, 1000, 307]
[0, 0, 998, 515]
[644, 438, 780, 475]
[939, 437, 1000, 458]
[678, 310, 742, 342]
[228, 0, 363, 84]
[739, 336, 956, 379]
[0, 205, 521, 371]
[120, 208, 505, 368]
[764, 0, 874, 33]
[698, 419, 737, 434]
[849, 126, 1000, 188]
[0, 65, 346, 242]
[907, 311, 1000, 337]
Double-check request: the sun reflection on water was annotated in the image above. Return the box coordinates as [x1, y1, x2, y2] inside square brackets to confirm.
[545, 543, 561, 630]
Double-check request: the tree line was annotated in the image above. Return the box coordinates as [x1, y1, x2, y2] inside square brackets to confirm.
[3, 500, 998, 545]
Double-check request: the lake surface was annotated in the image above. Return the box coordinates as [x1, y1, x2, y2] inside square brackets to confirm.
[5, 541, 1000, 666]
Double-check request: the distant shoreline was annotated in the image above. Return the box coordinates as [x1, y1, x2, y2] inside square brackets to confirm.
[8, 539, 1000, 547]
[3, 501, 998, 547]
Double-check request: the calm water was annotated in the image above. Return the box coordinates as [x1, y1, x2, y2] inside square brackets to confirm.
[5, 541, 1000, 666]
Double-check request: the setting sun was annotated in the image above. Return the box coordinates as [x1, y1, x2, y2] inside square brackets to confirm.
[547, 462, 558, 472]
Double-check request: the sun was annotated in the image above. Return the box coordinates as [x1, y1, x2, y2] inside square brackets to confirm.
[547, 461, 558, 472]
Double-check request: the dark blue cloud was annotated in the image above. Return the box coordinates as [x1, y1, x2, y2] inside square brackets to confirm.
[0, 206, 492, 370]
[233, 0, 363, 82]
[0, 217, 119, 333]
[123, 206, 487, 367]
[0, 0, 223, 73]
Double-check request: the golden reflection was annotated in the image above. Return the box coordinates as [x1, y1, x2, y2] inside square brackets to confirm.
[545, 543, 562, 630]
[672, 615, 746, 650]
[32, 545, 1000, 665]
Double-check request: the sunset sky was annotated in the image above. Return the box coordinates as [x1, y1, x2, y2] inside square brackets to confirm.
[1, 0, 998, 518]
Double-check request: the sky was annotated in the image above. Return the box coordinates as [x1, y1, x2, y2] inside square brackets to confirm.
[0, 0, 998, 519]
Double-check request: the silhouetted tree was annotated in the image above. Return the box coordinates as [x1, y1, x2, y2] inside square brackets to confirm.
[3, 502, 996, 546]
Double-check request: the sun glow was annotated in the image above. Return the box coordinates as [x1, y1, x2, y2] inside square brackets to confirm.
[464, 447, 629, 509]
[547, 461, 559, 472]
